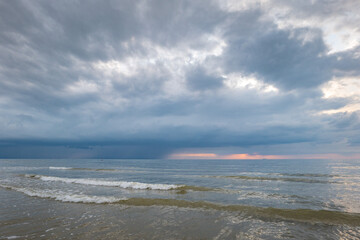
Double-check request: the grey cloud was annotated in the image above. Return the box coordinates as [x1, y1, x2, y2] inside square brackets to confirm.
[223, 22, 334, 89]
[334, 46, 360, 76]
[139, 0, 226, 45]
[0, 141, 174, 159]
[112, 73, 166, 99]
[271, 0, 360, 21]
[326, 112, 360, 130]
[0, 0, 359, 158]
[186, 67, 224, 90]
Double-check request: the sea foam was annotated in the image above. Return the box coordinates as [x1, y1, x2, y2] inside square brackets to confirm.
[49, 167, 73, 170]
[25, 174, 181, 190]
[0, 184, 126, 203]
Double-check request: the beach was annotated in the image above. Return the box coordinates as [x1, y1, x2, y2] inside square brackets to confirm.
[1, 158, 359, 239]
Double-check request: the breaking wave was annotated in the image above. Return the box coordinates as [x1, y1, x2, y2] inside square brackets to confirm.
[49, 167, 73, 170]
[2, 184, 359, 226]
[49, 167, 117, 172]
[25, 174, 181, 190]
[0, 184, 126, 203]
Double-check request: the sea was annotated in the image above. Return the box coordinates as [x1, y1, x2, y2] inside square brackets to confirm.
[0, 158, 359, 239]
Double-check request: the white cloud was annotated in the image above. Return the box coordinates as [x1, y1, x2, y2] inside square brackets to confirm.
[322, 77, 360, 99]
[217, 0, 269, 12]
[92, 36, 227, 97]
[321, 77, 360, 114]
[223, 73, 279, 93]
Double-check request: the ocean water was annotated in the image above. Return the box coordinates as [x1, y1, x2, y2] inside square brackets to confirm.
[0, 158, 359, 239]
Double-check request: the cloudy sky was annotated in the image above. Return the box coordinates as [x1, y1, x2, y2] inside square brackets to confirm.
[1, 0, 360, 159]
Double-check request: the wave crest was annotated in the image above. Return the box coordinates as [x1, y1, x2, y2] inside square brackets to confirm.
[49, 167, 117, 171]
[3, 183, 359, 227]
[25, 174, 182, 190]
[0, 184, 126, 203]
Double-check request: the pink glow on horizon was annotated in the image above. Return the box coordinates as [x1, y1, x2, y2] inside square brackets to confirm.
[168, 152, 360, 160]
[222, 154, 287, 159]
[171, 153, 218, 158]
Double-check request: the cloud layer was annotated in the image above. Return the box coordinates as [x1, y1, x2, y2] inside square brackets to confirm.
[0, 0, 360, 158]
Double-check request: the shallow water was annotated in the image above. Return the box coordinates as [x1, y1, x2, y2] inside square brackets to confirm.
[1, 158, 360, 239]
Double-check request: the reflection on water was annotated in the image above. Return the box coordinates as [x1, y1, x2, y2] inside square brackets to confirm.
[331, 163, 360, 213]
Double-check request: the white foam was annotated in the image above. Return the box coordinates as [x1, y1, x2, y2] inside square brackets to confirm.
[0, 184, 127, 203]
[49, 167, 73, 170]
[26, 175, 181, 190]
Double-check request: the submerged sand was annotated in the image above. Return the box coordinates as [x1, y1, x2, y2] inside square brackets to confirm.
[1, 188, 359, 240]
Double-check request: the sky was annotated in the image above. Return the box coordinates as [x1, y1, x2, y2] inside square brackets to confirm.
[0, 0, 360, 159]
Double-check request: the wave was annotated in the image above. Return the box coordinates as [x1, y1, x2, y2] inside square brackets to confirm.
[0, 184, 126, 203]
[239, 192, 308, 201]
[25, 174, 181, 190]
[275, 173, 339, 177]
[114, 198, 360, 226]
[2, 184, 359, 226]
[205, 175, 335, 184]
[25, 174, 214, 192]
[49, 167, 73, 170]
[174, 185, 214, 193]
[49, 167, 117, 172]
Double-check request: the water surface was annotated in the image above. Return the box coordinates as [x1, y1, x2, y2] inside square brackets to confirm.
[1, 158, 359, 239]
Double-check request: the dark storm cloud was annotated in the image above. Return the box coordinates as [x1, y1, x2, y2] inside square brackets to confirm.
[0, 141, 174, 159]
[0, 0, 360, 158]
[0, 0, 140, 60]
[334, 46, 360, 76]
[0, 121, 315, 158]
[224, 26, 334, 89]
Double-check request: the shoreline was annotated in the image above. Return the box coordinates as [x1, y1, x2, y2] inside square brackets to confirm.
[1, 189, 360, 239]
